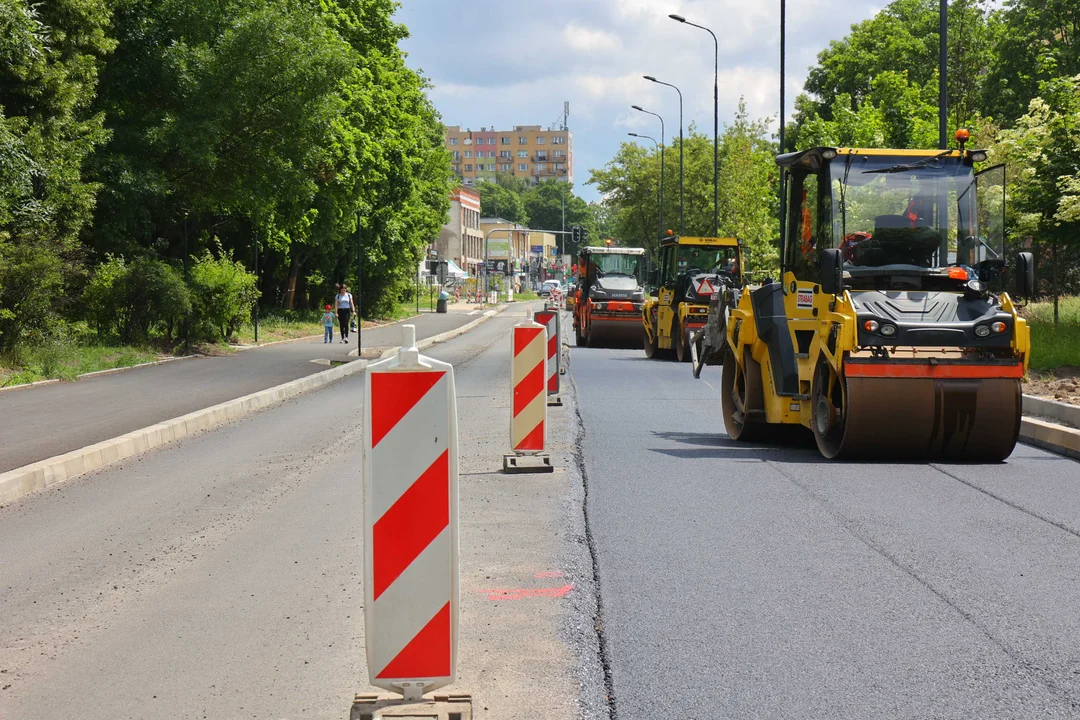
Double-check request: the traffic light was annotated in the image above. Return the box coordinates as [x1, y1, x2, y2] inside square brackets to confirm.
[571, 226, 581, 246]
[581, 226, 590, 245]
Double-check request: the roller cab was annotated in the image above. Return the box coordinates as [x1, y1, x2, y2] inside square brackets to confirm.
[722, 146, 1035, 461]
[642, 235, 743, 362]
[573, 246, 647, 347]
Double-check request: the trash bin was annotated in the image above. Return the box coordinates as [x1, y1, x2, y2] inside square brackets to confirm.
[436, 290, 449, 314]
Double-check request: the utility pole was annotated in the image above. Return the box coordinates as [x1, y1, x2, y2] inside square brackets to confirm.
[183, 213, 190, 354]
[778, 0, 787, 273]
[357, 209, 363, 355]
[253, 227, 259, 344]
[939, 0, 948, 149]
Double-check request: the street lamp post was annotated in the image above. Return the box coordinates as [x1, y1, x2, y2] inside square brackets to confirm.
[644, 75, 683, 236]
[356, 208, 363, 355]
[669, 14, 719, 237]
[628, 133, 662, 253]
[631, 105, 665, 238]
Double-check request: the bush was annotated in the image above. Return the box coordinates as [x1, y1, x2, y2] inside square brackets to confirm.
[0, 236, 67, 352]
[189, 248, 259, 342]
[84, 256, 191, 344]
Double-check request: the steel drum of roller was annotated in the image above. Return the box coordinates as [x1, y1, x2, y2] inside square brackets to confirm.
[813, 373, 1022, 461]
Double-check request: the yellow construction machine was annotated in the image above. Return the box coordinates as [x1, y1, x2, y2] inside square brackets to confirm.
[642, 235, 743, 362]
[698, 142, 1035, 460]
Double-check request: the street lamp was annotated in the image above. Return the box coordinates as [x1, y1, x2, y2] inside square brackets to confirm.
[669, 14, 719, 237]
[644, 75, 683, 236]
[627, 133, 663, 250]
[631, 105, 665, 239]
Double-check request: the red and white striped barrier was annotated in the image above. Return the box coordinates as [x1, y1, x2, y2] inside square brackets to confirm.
[504, 320, 553, 473]
[363, 325, 458, 700]
[534, 309, 561, 403]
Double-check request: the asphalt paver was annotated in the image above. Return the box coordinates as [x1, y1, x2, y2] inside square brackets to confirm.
[571, 345, 1080, 719]
[0, 309, 484, 473]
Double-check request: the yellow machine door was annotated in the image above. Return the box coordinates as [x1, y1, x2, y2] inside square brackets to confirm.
[656, 243, 677, 347]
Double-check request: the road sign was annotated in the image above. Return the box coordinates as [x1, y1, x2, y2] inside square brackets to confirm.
[363, 325, 458, 699]
[534, 309, 561, 403]
[504, 321, 552, 473]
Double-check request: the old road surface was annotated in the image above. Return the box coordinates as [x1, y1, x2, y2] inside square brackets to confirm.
[4, 306, 1080, 719]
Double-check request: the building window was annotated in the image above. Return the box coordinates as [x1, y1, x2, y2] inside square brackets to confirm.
[487, 151, 496, 158]
[465, 164, 473, 171]
[501, 137, 510, 145]
[464, 150, 472, 159]
[500, 150, 511, 158]
[556, 163, 565, 170]
[553, 150, 564, 157]
[536, 152, 547, 160]
[488, 138, 496, 145]
[500, 163, 511, 171]
[449, 138, 458, 145]
[553, 136, 566, 145]
[488, 164, 496, 171]
[517, 150, 528, 158]
[535, 137, 546, 145]
[518, 163, 529, 171]
[536, 163, 546, 171]
[463, 138, 472, 145]
[518, 136, 528, 144]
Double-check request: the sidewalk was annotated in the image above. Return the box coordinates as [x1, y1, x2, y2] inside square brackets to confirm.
[0, 311, 479, 473]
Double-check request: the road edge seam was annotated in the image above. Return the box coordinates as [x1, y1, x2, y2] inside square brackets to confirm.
[347, 304, 508, 359]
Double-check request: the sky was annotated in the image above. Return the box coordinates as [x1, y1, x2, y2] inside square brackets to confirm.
[396, 0, 886, 202]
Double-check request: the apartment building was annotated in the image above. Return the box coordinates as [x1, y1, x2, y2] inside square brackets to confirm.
[445, 125, 573, 187]
[435, 186, 484, 278]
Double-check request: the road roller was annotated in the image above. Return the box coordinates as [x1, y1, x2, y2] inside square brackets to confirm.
[706, 143, 1036, 461]
[643, 235, 743, 362]
[573, 246, 647, 347]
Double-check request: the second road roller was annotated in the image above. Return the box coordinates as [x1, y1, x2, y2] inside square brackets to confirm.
[695, 136, 1036, 461]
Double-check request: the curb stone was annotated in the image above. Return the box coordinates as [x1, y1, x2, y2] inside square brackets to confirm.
[0, 305, 512, 507]
[347, 305, 508, 359]
[0, 358, 366, 506]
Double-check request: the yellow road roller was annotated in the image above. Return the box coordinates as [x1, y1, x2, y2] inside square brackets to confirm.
[715, 144, 1034, 461]
[643, 235, 743, 362]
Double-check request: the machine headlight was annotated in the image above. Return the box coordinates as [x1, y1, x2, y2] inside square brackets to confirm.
[974, 325, 991, 338]
[880, 324, 897, 337]
[863, 320, 880, 332]
[992, 321, 1008, 334]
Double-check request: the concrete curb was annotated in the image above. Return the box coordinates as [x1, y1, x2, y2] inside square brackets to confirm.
[230, 333, 322, 351]
[0, 357, 369, 506]
[0, 377, 60, 394]
[78, 354, 198, 380]
[1020, 417, 1080, 461]
[1022, 394, 1080, 428]
[347, 305, 508, 359]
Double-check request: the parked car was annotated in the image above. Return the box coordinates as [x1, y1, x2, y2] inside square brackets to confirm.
[539, 279, 562, 297]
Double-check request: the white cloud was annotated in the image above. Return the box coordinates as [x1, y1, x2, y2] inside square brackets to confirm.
[398, 0, 886, 200]
[563, 24, 623, 53]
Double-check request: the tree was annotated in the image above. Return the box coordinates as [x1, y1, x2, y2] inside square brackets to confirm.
[474, 180, 528, 224]
[0, 0, 115, 351]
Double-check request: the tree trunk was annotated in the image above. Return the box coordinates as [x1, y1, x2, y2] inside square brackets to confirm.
[283, 253, 302, 310]
[1053, 239, 1060, 326]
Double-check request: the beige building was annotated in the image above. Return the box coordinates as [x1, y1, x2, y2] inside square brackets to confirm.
[435, 187, 484, 277]
[480, 217, 531, 277]
[445, 125, 573, 187]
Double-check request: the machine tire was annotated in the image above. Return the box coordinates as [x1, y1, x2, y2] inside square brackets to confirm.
[675, 319, 691, 363]
[643, 326, 657, 358]
[811, 358, 847, 459]
[585, 321, 596, 348]
[721, 347, 764, 441]
[575, 320, 586, 347]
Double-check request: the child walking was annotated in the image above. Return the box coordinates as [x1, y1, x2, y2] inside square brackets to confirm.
[322, 304, 335, 343]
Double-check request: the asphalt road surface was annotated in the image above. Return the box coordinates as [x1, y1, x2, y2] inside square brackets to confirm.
[0, 310, 481, 473]
[0, 305, 606, 720]
[573, 344, 1080, 718]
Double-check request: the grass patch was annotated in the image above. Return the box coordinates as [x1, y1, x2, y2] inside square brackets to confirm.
[1, 341, 161, 387]
[514, 291, 542, 302]
[235, 309, 324, 345]
[1023, 297, 1080, 371]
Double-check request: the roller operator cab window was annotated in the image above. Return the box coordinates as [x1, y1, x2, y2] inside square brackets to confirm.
[805, 152, 1003, 290]
[591, 253, 642, 279]
[675, 246, 738, 278]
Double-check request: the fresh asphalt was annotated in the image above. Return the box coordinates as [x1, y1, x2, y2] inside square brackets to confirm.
[572, 344, 1080, 718]
[0, 310, 481, 473]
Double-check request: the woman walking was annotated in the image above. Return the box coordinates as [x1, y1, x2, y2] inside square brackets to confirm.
[335, 284, 355, 343]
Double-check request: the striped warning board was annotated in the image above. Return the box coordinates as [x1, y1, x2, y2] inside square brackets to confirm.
[363, 325, 458, 695]
[511, 321, 547, 453]
[534, 310, 560, 396]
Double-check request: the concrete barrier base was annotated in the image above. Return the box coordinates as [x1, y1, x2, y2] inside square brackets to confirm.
[502, 454, 554, 474]
[350, 693, 472, 720]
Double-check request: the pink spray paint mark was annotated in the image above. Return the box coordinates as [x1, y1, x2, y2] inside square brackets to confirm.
[535, 571, 564, 579]
[480, 584, 573, 601]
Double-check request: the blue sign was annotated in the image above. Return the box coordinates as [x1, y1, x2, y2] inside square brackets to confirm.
[530, 245, 544, 254]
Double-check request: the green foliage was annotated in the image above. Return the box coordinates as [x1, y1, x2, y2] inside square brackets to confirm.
[475, 179, 529, 224]
[84, 255, 191, 344]
[589, 102, 780, 273]
[189, 247, 259, 342]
